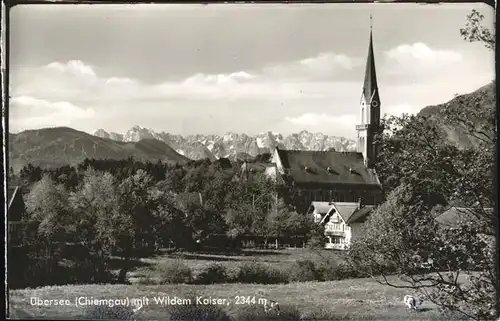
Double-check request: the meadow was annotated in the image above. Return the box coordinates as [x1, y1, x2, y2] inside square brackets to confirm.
[8, 248, 464, 321]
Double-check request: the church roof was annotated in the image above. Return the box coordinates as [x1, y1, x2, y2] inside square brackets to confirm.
[362, 29, 380, 105]
[276, 148, 380, 186]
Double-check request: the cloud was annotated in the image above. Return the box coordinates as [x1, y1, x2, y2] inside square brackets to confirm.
[384, 43, 462, 77]
[262, 52, 361, 81]
[300, 53, 358, 70]
[183, 71, 254, 85]
[10, 96, 95, 132]
[45, 60, 97, 77]
[285, 112, 357, 126]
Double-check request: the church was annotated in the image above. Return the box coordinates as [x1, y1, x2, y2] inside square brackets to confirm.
[241, 24, 384, 249]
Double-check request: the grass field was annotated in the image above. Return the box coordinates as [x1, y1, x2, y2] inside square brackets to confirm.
[8, 249, 465, 320]
[9, 277, 452, 320]
[129, 248, 344, 281]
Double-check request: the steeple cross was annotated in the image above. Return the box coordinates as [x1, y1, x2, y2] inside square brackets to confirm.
[370, 14, 373, 31]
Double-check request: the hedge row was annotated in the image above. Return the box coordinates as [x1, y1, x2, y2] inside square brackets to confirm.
[138, 259, 366, 285]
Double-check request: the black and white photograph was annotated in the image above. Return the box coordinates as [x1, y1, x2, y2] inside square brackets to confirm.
[5, 2, 497, 320]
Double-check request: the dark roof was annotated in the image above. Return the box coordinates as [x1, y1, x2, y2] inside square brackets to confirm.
[8, 186, 19, 209]
[276, 149, 380, 186]
[362, 30, 380, 105]
[435, 207, 493, 228]
[346, 206, 374, 224]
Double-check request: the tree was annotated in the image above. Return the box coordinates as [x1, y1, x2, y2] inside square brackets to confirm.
[24, 175, 75, 256]
[69, 168, 122, 277]
[265, 198, 312, 247]
[20, 163, 43, 187]
[149, 182, 188, 249]
[117, 169, 157, 257]
[349, 183, 495, 320]
[460, 9, 495, 51]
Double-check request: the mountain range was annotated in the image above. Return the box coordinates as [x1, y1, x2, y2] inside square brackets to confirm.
[8, 82, 493, 172]
[91, 128, 358, 161]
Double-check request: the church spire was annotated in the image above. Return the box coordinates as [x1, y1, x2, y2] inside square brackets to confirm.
[362, 15, 379, 107]
[356, 15, 381, 169]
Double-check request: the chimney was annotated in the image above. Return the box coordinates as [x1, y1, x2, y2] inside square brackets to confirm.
[358, 197, 363, 208]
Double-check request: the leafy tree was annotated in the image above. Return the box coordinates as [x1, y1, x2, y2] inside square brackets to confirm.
[117, 169, 157, 257]
[69, 168, 122, 274]
[24, 175, 75, 254]
[20, 163, 43, 186]
[265, 198, 312, 246]
[149, 182, 188, 249]
[460, 9, 495, 51]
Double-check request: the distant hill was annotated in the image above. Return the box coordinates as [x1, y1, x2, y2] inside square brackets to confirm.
[418, 81, 495, 148]
[8, 127, 189, 172]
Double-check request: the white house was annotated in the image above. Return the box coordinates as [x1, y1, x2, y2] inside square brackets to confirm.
[307, 200, 374, 250]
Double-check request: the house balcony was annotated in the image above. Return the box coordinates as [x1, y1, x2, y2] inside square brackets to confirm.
[324, 229, 345, 237]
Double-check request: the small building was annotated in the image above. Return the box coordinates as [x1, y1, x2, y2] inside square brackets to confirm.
[435, 206, 494, 243]
[435, 206, 493, 228]
[7, 186, 24, 247]
[240, 161, 281, 183]
[307, 200, 373, 250]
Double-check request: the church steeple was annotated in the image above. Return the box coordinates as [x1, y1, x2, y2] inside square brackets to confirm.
[356, 15, 381, 169]
[362, 17, 380, 108]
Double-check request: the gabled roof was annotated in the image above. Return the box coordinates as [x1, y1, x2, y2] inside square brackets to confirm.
[309, 201, 334, 215]
[331, 202, 360, 222]
[435, 207, 493, 228]
[318, 202, 374, 225]
[346, 206, 374, 224]
[8, 186, 19, 209]
[276, 148, 380, 186]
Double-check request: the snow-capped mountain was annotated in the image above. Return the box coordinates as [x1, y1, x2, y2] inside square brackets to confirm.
[92, 126, 357, 161]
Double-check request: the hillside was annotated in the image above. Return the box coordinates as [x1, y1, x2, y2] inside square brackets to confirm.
[418, 81, 495, 148]
[8, 127, 189, 172]
[92, 127, 358, 161]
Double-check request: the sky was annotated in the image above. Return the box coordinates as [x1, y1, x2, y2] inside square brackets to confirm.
[9, 3, 495, 139]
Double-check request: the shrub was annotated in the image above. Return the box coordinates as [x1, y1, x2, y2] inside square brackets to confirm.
[288, 259, 319, 282]
[167, 298, 232, 321]
[195, 263, 231, 284]
[236, 304, 301, 321]
[236, 262, 288, 284]
[157, 260, 193, 284]
[316, 261, 361, 281]
[83, 304, 135, 320]
[137, 275, 158, 285]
